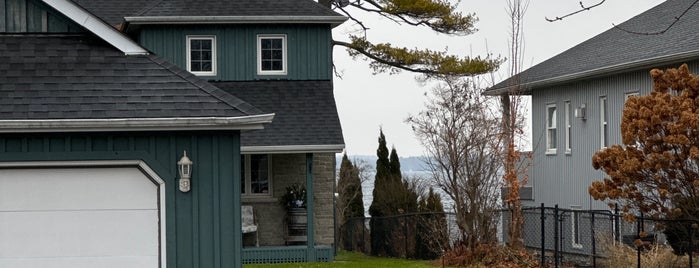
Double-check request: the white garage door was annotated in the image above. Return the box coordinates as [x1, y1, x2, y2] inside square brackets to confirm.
[0, 167, 160, 268]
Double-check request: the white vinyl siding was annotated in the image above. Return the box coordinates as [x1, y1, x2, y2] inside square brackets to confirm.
[565, 101, 572, 154]
[186, 36, 216, 76]
[546, 104, 557, 154]
[600, 96, 608, 149]
[257, 34, 287, 75]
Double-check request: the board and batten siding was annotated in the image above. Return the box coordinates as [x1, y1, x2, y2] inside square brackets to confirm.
[138, 24, 333, 81]
[0, 131, 244, 268]
[527, 61, 699, 210]
[0, 0, 82, 32]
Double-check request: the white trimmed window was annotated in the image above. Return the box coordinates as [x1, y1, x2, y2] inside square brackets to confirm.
[600, 96, 608, 149]
[186, 36, 216, 76]
[546, 104, 557, 154]
[625, 91, 639, 102]
[241, 154, 271, 196]
[565, 101, 572, 154]
[257, 34, 287, 75]
[571, 206, 583, 249]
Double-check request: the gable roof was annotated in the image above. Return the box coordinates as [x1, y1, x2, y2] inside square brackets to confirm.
[488, 0, 699, 95]
[212, 80, 344, 153]
[0, 34, 273, 132]
[72, 0, 346, 28]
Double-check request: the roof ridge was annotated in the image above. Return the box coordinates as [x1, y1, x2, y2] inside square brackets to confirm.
[145, 55, 264, 116]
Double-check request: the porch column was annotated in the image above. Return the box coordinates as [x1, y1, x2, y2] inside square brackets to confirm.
[305, 153, 316, 261]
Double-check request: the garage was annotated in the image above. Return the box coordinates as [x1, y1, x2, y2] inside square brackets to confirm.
[0, 166, 163, 268]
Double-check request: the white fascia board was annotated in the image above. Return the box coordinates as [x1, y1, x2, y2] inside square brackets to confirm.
[241, 144, 345, 154]
[42, 0, 148, 55]
[0, 114, 275, 133]
[125, 15, 348, 27]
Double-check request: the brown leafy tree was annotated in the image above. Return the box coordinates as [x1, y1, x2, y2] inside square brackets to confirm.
[590, 64, 699, 221]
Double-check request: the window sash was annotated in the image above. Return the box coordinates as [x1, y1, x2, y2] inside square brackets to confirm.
[257, 34, 287, 75]
[546, 104, 557, 152]
[241, 154, 271, 196]
[565, 101, 571, 153]
[186, 36, 216, 76]
[600, 97, 608, 148]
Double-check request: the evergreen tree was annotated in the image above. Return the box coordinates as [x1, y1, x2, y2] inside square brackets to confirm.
[416, 187, 447, 260]
[389, 147, 402, 182]
[337, 153, 365, 251]
[370, 129, 391, 256]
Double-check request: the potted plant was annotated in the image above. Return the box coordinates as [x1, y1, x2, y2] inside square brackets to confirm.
[279, 183, 308, 228]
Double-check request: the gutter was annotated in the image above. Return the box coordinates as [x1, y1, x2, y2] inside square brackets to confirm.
[486, 49, 699, 96]
[241, 144, 345, 154]
[0, 114, 275, 133]
[124, 15, 348, 28]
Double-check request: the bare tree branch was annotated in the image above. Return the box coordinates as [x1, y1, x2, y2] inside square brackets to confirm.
[612, 0, 699, 35]
[545, 0, 606, 22]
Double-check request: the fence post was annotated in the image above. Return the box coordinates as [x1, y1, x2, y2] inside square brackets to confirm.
[541, 203, 545, 267]
[615, 204, 620, 243]
[689, 221, 693, 268]
[636, 215, 641, 268]
[591, 212, 596, 268]
[554, 204, 559, 268]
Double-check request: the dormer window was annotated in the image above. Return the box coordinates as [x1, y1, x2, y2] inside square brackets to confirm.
[186, 36, 216, 76]
[257, 34, 287, 75]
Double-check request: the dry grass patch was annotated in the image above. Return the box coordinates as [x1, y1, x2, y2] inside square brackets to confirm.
[601, 242, 699, 268]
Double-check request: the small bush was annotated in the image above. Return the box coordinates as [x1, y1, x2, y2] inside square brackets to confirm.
[601, 241, 698, 268]
[440, 244, 539, 268]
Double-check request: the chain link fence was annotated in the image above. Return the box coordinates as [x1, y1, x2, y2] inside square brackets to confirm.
[340, 206, 699, 267]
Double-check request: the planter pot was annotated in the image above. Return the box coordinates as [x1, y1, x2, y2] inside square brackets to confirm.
[287, 207, 307, 226]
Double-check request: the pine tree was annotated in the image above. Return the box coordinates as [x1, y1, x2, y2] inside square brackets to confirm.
[370, 129, 391, 256]
[337, 153, 365, 251]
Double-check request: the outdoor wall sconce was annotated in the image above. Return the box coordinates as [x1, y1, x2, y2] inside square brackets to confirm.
[575, 103, 587, 121]
[178, 150, 193, 192]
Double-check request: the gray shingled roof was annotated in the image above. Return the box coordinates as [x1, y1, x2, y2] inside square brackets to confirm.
[72, 0, 153, 26]
[0, 34, 262, 120]
[72, 0, 343, 26]
[212, 80, 344, 148]
[488, 0, 699, 94]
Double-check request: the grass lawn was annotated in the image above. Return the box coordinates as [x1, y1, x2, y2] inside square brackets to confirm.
[243, 251, 442, 268]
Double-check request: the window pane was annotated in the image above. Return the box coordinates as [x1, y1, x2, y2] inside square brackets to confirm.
[271, 38, 282, 48]
[261, 39, 271, 49]
[191, 51, 201, 61]
[548, 107, 556, 128]
[191, 40, 201, 50]
[201, 40, 212, 50]
[191, 61, 202, 72]
[272, 61, 282, 70]
[250, 155, 269, 194]
[262, 50, 272, 60]
[261, 61, 271, 70]
[201, 62, 211, 72]
[272, 50, 282, 59]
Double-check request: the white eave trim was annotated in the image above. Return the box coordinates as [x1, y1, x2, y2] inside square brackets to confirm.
[241, 144, 345, 154]
[487, 49, 699, 95]
[42, 0, 148, 55]
[0, 114, 275, 133]
[124, 15, 348, 27]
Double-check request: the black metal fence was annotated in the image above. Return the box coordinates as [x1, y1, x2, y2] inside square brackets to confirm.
[515, 204, 699, 268]
[340, 206, 699, 267]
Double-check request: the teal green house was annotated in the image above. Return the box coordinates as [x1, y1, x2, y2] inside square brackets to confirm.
[0, 0, 346, 267]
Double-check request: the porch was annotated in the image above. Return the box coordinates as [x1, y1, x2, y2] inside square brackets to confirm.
[241, 245, 334, 264]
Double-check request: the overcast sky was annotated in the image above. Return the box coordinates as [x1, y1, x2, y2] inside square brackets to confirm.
[332, 0, 666, 157]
